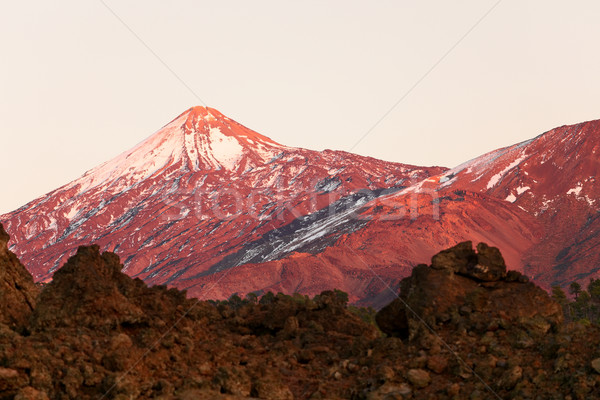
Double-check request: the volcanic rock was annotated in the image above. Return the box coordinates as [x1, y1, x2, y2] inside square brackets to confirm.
[426, 355, 448, 374]
[1, 233, 600, 399]
[406, 368, 431, 388]
[591, 358, 600, 374]
[499, 365, 523, 390]
[0, 223, 38, 330]
[30, 245, 147, 330]
[14, 386, 49, 400]
[377, 242, 562, 339]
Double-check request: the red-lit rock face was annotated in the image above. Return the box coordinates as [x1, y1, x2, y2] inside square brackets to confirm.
[424, 120, 600, 288]
[184, 190, 541, 308]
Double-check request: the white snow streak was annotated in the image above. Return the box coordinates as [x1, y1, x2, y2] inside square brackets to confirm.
[486, 154, 527, 189]
[208, 127, 244, 170]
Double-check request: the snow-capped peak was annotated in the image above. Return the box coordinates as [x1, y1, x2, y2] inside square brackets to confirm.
[70, 106, 288, 193]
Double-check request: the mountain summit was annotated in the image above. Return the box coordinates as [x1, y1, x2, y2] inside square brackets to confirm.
[75, 106, 287, 193]
[1, 107, 443, 291]
[178, 106, 287, 172]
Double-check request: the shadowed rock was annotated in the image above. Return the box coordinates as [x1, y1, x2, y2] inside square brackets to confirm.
[377, 241, 562, 340]
[0, 223, 39, 330]
[30, 245, 146, 330]
[1, 234, 598, 399]
[30, 245, 190, 332]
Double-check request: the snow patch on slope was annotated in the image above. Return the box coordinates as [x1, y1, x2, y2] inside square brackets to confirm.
[567, 185, 583, 196]
[566, 183, 596, 206]
[506, 185, 531, 202]
[208, 127, 244, 170]
[486, 153, 528, 189]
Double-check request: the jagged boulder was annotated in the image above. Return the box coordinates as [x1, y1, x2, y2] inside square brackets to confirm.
[377, 242, 563, 339]
[29, 244, 204, 334]
[0, 223, 39, 330]
[30, 245, 148, 330]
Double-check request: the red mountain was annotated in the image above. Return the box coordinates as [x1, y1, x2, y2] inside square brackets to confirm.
[0, 107, 443, 292]
[2, 108, 598, 305]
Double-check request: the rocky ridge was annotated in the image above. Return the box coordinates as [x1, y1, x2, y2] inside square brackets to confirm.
[1, 225, 600, 399]
[0, 224, 38, 331]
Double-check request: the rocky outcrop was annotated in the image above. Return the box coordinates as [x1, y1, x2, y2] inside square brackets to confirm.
[0, 237, 383, 399]
[376, 241, 562, 340]
[2, 233, 600, 399]
[31, 245, 148, 330]
[0, 223, 38, 330]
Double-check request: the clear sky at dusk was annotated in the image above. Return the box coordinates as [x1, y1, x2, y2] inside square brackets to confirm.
[1, 1, 599, 213]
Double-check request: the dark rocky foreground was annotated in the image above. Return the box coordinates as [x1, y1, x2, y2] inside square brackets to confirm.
[1, 223, 600, 399]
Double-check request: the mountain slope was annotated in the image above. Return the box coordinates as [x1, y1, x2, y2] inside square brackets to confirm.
[435, 120, 599, 214]
[1, 106, 444, 288]
[183, 188, 541, 308]
[427, 119, 600, 287]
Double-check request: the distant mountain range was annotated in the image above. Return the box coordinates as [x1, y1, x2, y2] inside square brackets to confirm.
[2, 107, 598, 306]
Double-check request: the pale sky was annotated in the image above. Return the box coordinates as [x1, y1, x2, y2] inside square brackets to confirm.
[1, 1, 600, 214]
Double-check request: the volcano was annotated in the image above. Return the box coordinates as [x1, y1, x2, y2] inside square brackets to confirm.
[1, 106, 444, 302]
[2, 108, 598, 305]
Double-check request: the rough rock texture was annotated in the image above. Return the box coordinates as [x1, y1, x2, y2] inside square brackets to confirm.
[377, 241, 562, 340]
[31, 245, 148, 331]
[2, 231, 600, 399]
[0, 224, 38, 330]
[0, 232, 383, 399]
